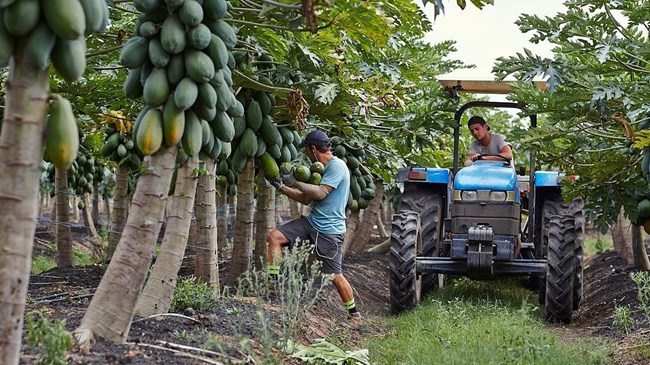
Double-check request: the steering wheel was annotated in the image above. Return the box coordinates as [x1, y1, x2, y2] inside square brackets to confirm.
[477, 154, 511, 162]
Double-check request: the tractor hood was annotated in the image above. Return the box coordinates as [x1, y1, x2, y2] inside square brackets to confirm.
[454, 161, 517, 192]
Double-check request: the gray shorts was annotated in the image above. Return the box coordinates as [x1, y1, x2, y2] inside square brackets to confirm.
[277, 217, 344, 274]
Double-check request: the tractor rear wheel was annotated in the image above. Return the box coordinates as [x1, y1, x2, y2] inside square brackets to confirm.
[398, 185, 443, 294]
[568, 198, 585, 310]
[389, 211, 422, 314]
[544, 213, 576, 323]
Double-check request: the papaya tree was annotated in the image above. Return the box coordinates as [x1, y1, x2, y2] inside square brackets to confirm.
[135, 155, 199, 317]
[194, 160, 219, 285]
[493, 1, 650, 231]
[0, 1, 110, 363]
[75, 0, 244, 345]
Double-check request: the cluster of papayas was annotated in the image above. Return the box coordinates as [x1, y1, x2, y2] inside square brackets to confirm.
[329, 137, 376, 211]
[43, 151, 104, 202]
[278, 161, 323, 186]
[230, 86, 300, 184]
[121, 0, 242, 158]
[0, 0, 108, 80]
[101, 112, 143, 170]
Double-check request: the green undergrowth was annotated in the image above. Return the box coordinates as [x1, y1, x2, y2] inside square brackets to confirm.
[362, 278, 610, 365]
[31, 245, 96, 275]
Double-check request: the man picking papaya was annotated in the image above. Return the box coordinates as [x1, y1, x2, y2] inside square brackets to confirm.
[266, 130, 361, 323]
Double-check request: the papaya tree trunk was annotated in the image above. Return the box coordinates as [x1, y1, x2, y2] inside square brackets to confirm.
[342, 210, 361, 256]
[92, 179, 99, 226]
[108, 164, 129, 258]
[82, 194, 99, 240]
[217, 182, 228, 251]
[228, 159, 255, 285]
[55, 167, 73, 267]
[254, 174, 275, 271]
[376, 211, 388, 238]
[348, 181, 384, 254]
[289, 198, 300, 219]
[611, 210, 633, 264]
[0, 53, 49, 365]
[135, 156, 199, 317]
[75, 147, 177, 347]
[194, 160, 219, 287]
[632, 225, 650, 270]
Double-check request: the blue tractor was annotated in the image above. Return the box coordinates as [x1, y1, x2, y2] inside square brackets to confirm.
[389, 80, 584, 323]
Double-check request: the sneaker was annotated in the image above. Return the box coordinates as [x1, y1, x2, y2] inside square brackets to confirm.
[347, 311, 362, 324]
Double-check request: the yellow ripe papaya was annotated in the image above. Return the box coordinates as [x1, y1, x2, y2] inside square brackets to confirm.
[136, 108, 163, 156]
[162, 97, 185, 147]
[42, 0, 86, 40]
[181, 111, 202, 156]
[45, 96, 79, 170]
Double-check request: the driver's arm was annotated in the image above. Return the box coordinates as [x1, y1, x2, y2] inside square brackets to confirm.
[465, 144, 512, 166]
[478, 144, 513, 161]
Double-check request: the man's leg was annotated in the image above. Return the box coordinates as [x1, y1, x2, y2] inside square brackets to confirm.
[315, 233, 360, 320]
[266, 218, 310, 277]
[266, 228, 287, 277]
[332, 274, 359, 319]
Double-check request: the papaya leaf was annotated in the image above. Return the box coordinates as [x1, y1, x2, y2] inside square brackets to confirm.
[315, 83, 339, 105]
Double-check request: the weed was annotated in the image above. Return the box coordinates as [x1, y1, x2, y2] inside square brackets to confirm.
[26, 310, 73, 365]
[231, 243, 332, 363]
[173, 330, 190, 340]
[31, 256, 56, 275]
[613, 305, 636, 335]
[170, 276, 218, 312]
[630, 271, 650, 323]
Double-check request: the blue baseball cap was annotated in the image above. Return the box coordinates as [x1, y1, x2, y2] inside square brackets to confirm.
[298, 130, 330, 148]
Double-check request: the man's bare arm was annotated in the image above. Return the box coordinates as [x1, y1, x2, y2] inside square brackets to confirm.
[280, 182, 332, 205]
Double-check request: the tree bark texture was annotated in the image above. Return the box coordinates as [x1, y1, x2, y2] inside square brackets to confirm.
[632, 225, 650, 270]
[375, 212, 388, 238]
[82, 194, 99, 240]
[135, 156, 198, 317]
[193, 160, 219, 287]
[611, 210, 633, 264]
[92, 180, 100, 225]
[342, 210, 361, 255]
[0, 53, 49, 365]
[254, 174, 275, 271]
[75, 147, 177, 347]
[228, 159, 255, 285]
[216, 183, 228, 251]
[289, 198, 300, 220]
[348, 181, 384, 254]
[108, 164, 130, 257]
[55, 167, 73, 267]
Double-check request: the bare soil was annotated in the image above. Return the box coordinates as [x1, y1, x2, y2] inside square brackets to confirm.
[19, 229, 650, 364]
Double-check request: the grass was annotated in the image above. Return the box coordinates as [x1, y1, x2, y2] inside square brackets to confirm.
[362, 278, 610, 365]
[31, 245, 96, 275]
[584, 233, 613, 258]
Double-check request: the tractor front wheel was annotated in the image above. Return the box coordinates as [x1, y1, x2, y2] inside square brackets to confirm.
[389, 211, 422, 314]
[544, 213, 577, 323]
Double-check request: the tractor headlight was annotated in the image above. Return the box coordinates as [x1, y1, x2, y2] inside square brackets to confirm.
[461, 190, 478, 201]
[489, 191, 507, 201]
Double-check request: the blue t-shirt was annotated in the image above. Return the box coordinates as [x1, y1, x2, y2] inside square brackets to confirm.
[306, 156, 349, 234]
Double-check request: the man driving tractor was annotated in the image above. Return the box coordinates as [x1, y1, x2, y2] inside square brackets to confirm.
[464, 116, 513, 166]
